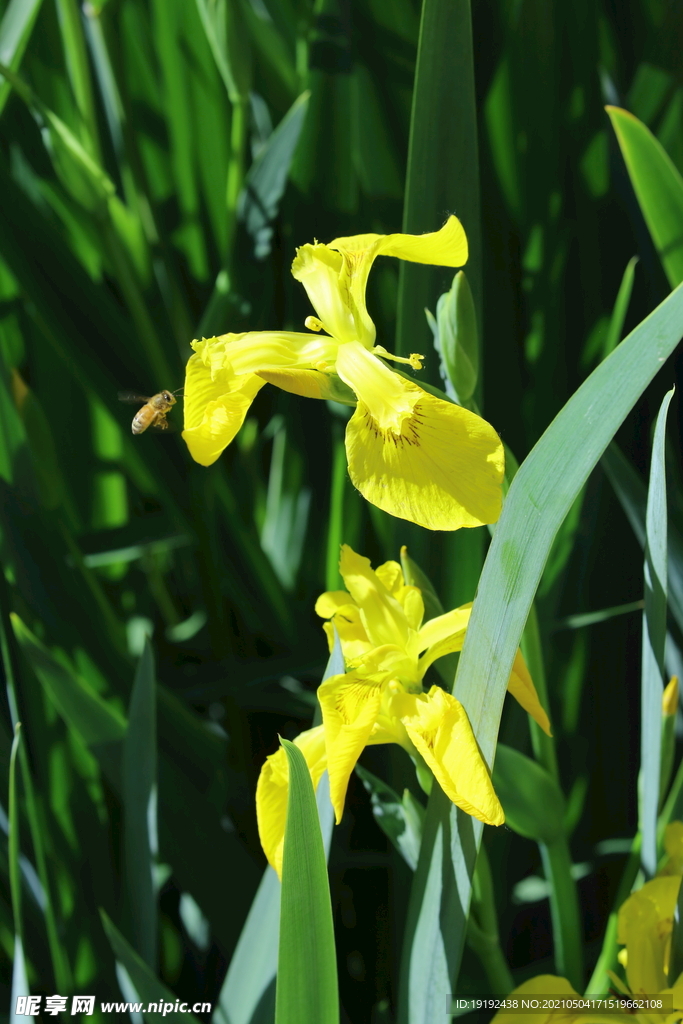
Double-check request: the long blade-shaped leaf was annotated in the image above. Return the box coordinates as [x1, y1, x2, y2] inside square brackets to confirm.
[275, 740, 338, 1024]
[640, 389, 673, 877]
[400, 277, 683, 1021]
[0, 0, 44, 118]
[396, 0, 481, 380]
[607, 106, 683, 288]
[123, 640, 157, 967]
[215, 638, 342, 1024]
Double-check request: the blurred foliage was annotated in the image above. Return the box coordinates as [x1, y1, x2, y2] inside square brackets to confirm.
[0, 0, 682, 1021]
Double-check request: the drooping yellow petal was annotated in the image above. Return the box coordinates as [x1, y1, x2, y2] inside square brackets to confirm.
[344, 380, 505, 531]
[317, 671, 386, 823]
[336, 340, 420, 433]
[255, 725, 327, 878]
[617, 876, 680, 995]
[393, 686, 504, 826]
[338, 544, 411, 649]
[507, 650, 552, 737]
[182, 352, 265, 466]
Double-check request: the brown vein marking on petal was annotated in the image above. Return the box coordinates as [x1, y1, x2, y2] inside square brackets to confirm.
[334, 679, 382, 723]
[362, 406, 425, 448]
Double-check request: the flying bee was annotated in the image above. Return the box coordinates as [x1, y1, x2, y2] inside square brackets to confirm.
[118, 389, 181, 435]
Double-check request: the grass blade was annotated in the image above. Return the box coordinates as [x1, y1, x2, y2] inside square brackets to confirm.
[640, 389, 673, 877]
[275, 739, 338, 1024]
[0, 0, 44, 118]
[123, 640, 157, 967]
[400, 276, 683, 1021]
[100, 911, 202, 1023]
[603, 257, 638, 359]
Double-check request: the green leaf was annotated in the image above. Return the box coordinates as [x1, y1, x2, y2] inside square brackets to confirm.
[639, 389, 673, 877]
[396, 0, 481, 387]
[195, 0, 251, 103]
[492, 744, 565, 845]
[0, 0, 45, 119]
[123, 640, 157, 967]
[100, 911, 202, 1024]
[238, 91, 310, 259]
[607, 106, 683, 288]
[356, 765, 424, 871]
[11, 615, 126, 747]
[399, 273, 683, 1023]
[602, 443, 683, 637]
[216, 639, 341, 1024]
[275, 739, 338, 1024]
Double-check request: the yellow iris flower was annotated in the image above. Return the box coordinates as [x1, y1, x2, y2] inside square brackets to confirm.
[256, 544, 551, 876]
[182, 217, 505, 530]
[491, 824, 683, 1024]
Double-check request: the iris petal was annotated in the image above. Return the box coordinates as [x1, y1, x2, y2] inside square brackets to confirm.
[394, 686, 504, 826]
[344, 384, 505, 531]
[339, 545, 411, 649]
[317, 672, 386, 823]
[507, 650, 552, 736]
[617, 877, 680, 995]
[182, 352, 265, 467]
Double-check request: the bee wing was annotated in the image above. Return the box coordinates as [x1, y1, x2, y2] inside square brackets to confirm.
[118, 391, 150, 404]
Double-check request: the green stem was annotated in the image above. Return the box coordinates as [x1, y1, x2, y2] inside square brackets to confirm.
[325, 424, 347, 590]
[467, 844, 514, 995]
[540, 838, 584, 993]
[523, 609, 583, 989]
[8, 724, 22, 942]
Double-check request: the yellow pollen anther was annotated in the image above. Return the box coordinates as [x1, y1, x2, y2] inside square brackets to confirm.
[305, 316, 324, 332]
[373, 345, 424, 371]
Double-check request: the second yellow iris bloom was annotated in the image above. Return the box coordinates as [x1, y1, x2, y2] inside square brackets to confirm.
[256, 545, 551, 876]
[182, 217, 504, 531]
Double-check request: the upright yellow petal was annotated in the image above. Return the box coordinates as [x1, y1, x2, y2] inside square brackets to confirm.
[394, 686, 504, 826]
[317, 672, 386, 823]
[507, 650, 552, 737]
[417, 604, 472, 653]
[182, 352, 265, 467]
[617, 876, 680, 994]
[291, 243, 375, 347]
[326, 217, 468, 342]
[315, 591, 355, 618]
[255, 725, 327, 878]
[339, 545, 411, 649]
[344, 382, 504, 531]
[374, 560, 404, 595]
